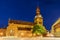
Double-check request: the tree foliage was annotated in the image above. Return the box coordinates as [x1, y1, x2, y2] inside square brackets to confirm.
[32, 24, 47, 35]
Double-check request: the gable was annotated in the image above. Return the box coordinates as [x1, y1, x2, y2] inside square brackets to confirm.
[52, 18, 60, 27]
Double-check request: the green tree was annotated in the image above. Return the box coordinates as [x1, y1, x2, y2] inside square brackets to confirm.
[32, 24, 47, 35]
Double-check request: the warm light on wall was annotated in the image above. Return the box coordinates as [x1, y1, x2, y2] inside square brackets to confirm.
[21, 32, 24, 36]
[0, 32, 3, 35]
[29, 34, 32, 37]
[10, 30, 13, 33]
[33, 33, 36, 36]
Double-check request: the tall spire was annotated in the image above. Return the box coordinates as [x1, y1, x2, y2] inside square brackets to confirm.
[35, 5, 42, 18]
[36, 1, 40, 16]
[34, 1, 43, 25]
[36, 7, 40, 16]
[35, 1, 42, 18]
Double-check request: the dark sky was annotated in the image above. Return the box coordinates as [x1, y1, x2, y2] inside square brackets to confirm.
[0, 0, 60, 31]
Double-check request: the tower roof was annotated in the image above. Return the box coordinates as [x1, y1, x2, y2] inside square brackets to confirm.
[9, 19, 34, 25]
[35, 6, 42, 18]
[36, 7, 40, 15]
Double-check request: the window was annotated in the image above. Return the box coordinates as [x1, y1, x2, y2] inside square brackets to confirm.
[39, 22, 42, 24]
[10, 30, 14, 36]
[18, 27, 32, 31]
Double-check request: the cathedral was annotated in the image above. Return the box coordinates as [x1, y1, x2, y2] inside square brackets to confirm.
[0, 6, 60, 37]
[0, 7, 47, 37]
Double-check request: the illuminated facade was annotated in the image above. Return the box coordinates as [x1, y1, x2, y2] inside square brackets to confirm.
[51, 18, 60, 37]
[34, 7, 43, 25]
[0, 29, 6, 36]
[0, 7, 47, 37]
[6, 20, 34, 37]
[1, 6, 60, 37]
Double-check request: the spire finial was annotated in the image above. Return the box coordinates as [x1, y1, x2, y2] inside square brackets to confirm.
[36, 6, 40, 16]
[36, 1, 40, 15]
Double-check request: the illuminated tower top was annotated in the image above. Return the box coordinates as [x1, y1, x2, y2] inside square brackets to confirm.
[35, 7, 42, 18]
[34, 6, 43, 25]
[36, 7, 40, 15]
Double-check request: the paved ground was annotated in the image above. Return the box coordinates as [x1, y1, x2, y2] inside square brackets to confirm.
[0, 36, 60, 40]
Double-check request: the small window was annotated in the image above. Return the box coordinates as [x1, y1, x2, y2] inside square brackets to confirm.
[18, 27, 32, 31]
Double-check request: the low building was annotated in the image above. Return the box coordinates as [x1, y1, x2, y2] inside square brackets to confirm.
[6, 20, 34, 37]
[51, 18, 60, 37]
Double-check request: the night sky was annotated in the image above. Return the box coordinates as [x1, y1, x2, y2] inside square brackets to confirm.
[0, 0, 60, 31]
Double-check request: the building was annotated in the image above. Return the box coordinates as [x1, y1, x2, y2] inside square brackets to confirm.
[0, 7, 46, 37]
[0, 28, 6, 37]
[6, 20, 34, 37]
[51, 18, 60, 37]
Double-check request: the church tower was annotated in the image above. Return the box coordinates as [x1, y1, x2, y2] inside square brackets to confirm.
[34, 7, 43, 25]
